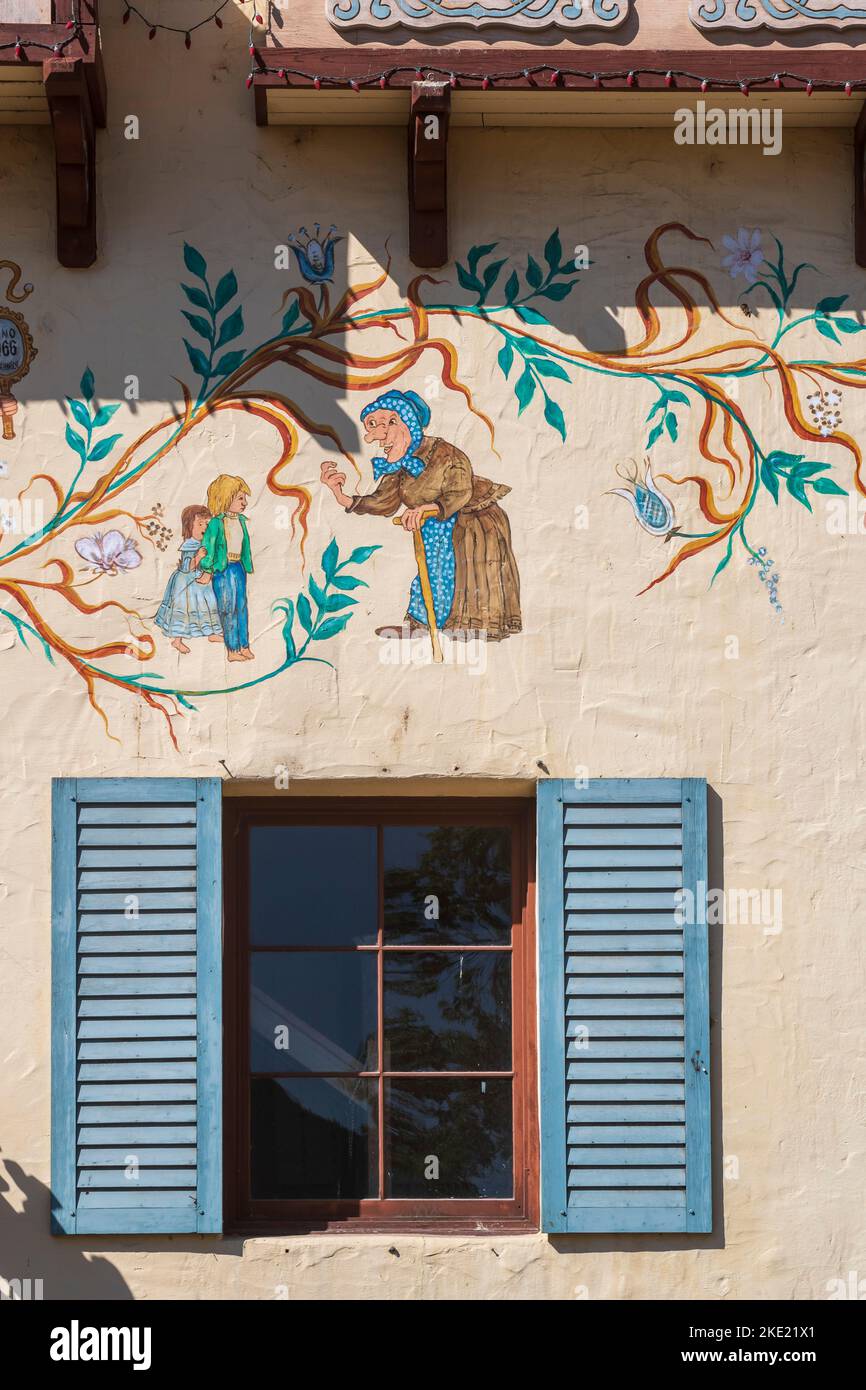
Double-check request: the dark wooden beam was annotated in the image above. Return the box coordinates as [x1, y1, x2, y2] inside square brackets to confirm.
[44, 57, 97, 269]
[856, 104, 866, 269]
[408, 80, 450, 269]
[253, 47, 866, 90]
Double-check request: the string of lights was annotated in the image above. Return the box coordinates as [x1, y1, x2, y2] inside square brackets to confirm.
[245, 62, 866, 98]
[121, 1, 233, 46]
[1, 0, 83, 60]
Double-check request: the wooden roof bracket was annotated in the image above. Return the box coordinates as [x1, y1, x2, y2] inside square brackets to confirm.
[408, 80, 451, 269]
[43, 53, 104, 269]
[856, 102, 866, 268]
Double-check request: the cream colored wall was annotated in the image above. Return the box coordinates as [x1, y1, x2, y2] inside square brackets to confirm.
[0, 3, 864, 1301]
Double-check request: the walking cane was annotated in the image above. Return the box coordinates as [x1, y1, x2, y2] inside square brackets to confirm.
[392, 508, 443, 664]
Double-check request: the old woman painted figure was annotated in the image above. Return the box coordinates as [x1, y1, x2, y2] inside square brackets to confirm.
[321, 391, 521, 641]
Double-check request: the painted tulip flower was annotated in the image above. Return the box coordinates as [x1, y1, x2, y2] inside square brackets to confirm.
[75, 530, 142, 575]
[287, 224, 342, 285]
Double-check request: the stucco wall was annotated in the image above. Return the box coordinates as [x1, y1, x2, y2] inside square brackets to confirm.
[0, 4, 864, 1300]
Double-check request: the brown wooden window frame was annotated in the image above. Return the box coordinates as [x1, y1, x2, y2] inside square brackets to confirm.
[223, 796, 538, 1235]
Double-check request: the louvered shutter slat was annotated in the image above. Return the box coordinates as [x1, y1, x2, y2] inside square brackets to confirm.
[539, 778, 711, 1234]
[51, 777, 222, 1235]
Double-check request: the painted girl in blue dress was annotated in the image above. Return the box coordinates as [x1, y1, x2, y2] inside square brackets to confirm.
[155, 505, 223, 655]
[321, 391, 521, 640]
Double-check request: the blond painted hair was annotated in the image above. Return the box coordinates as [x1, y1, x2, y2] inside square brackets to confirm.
[207, 474, 251, 516]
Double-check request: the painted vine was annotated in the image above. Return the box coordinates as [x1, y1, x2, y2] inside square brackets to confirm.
[1, 222, 864, 744]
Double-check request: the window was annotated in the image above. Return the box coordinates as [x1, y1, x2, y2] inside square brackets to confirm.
[50, 777, 709, 1238]
[223, 799, 537, 1232]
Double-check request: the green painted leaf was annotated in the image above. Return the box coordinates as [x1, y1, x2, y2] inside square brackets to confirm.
[665, 413, 678, 442]
[330, 572, 367, 591]
[504, 271, 520, 305]
[711, 550, 731, 582]
[182, 282, 211, 311]
[811, 477, 847, 495]
[183, 339, 211, 379]
[343, 544, 380, 567]
[647, 420, 665, 449]
[313, 614, 352, 641]
[297, 592, 313, 633]
[497, 340, 514, 379]
[321, 537, 339, 579]
[544, 228, 563, 274]
[67, 398, 91, 430]
[456, 263, 483, 295]
[543, 394, 566, 441]
[92, 403, 121, 428]
[214, 269, 238, 312]
[80, 368, 95, 402]
[182, 311, 214, 342]
[467, 243, 497, 273]
[817, 294, 848, 315]
[534, 359, 570, 382]
[273, 599, 296, 660]
[216, 306, 244, 348]
[834, 318, 866, 334]
[183, 243, 208, 280]
[786, 476, 812, 510]
[646, 397, 667, 421]
[324, 592, 357, 612]
[815, 317, 840, 344]
[88, 434, 122, 462]
[765, 450, 803, 470]
[515, 364, 536, 415]
[538, 282, 573, 301]
[65, 423, 86, 460]
[281, 300, 300, 333]
[483, 259, 507, 295]
[665, 390, 690, 406]
[789, 461, 830, 478]
[515, 306, 548, 325]
[760, 458, 780, 502]
[214, 350, 245, 376]
[0, 608, 55, 663]
[526, 254, 544, 290]
[514, 336, 550, 359]
[309, 573, 328, 610]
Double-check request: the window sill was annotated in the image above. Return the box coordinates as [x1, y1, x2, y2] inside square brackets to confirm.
[228, 1217, 539, 1237]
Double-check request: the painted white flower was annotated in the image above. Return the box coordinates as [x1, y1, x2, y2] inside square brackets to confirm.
[721, 228, 764, 285]
[75, 530, 142, 575]
[0, 462, 8, 479]
[825, 389, 842, 407]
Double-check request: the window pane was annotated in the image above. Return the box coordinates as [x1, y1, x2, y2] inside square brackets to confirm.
[250, 825, 377, 946]
[251, 1077, 377, 1199]
[383, 950, 511, 1072]
[384, 825, 512, 944]
[386, 1079, 512, 1198]
[250, 952, 377, 1073]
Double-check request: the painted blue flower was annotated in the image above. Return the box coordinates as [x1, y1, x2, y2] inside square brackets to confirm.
[288, 224, 342, 285]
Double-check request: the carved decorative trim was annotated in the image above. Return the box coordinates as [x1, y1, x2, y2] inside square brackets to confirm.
[327, 1, 630, 30]
[691, 1, 866, 29]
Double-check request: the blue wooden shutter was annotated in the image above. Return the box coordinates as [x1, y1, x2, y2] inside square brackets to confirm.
[538, 778, 710, 1234]
[51, 778, 222, 1235]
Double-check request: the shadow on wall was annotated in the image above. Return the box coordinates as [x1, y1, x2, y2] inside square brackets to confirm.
[549, 787, 726, 1267]
[0, 1154, 243, 1300]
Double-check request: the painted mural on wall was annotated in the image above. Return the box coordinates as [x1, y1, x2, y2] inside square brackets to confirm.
[1, 221, 865, 744]
[691, 0, 866, 28]
[327, 0, 630, 29]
